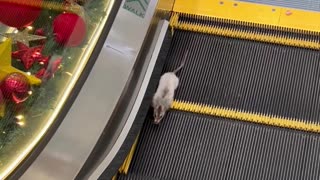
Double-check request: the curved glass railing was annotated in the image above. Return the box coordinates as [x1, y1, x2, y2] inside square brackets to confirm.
[0, 0, 116, 178]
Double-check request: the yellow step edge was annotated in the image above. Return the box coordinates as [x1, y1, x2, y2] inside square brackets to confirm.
[123, 135, 139, 174]
[171, 100, 320, 133]
[117, 134, 140, 175]
[170, 12, 320, 50]
[112, 174, 117, 180]
[173, 0, 320, 33]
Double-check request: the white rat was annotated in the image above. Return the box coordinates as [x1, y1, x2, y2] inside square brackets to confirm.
[152, 50, 189, 125]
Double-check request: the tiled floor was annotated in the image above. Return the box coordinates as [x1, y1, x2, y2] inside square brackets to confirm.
[237, 0, 320, 12]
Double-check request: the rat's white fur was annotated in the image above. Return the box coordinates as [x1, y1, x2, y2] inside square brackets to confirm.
[152, 50, 189, 124]
[152, 72, 179, 124]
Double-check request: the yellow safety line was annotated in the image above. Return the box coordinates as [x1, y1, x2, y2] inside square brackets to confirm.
[118, 155, 128, 174]
[112, 174, 117, 180]
[170, 12, 320, 50]
[124, 136, 139, 174]
[171, 100, 320, 133]
[173, 0, 320, 33]
[118, 134, 140, 175]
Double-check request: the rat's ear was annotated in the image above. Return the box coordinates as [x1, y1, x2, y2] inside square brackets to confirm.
[160, 105, 166, 116]
[156, 105, 162, 114]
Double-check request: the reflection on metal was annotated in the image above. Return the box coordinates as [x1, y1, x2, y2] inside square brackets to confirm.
[89, 19, 169, 180]
[21, 0, 160, 180]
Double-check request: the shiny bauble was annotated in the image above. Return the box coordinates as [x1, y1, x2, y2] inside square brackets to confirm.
[1, 72, 31, 104]
[0, 0, 42, 28]
[53, 13, 86, 47]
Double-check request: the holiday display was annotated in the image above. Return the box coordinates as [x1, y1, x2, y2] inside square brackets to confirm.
[53, 13, 87, 47]
[1, 72, 31, 104]
[37, 56, 51, 67]
[0, 38, 41, 85]
[1, 29, 47, 46]
[0, 0, 82, 14]
[0, 38, 40, 119]
[12, 42, 44, 70]
[0, 0, 109, 178]
[0, 0, 42, 28]
[36, 56, 62, 79]
[34, 28, 47, 45]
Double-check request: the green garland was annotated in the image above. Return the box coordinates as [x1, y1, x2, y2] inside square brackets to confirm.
[0, 0, 107, 157]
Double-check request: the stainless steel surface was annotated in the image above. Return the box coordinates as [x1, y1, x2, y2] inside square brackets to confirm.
[20, 0, 160, 179]
[89, 19, 169, 180]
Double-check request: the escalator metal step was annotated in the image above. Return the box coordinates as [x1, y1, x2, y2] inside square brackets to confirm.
[117, 24, 320, 179]
[124, 110, 320, 180]
[165, 29, 320, 124]
[118, 173, 163, 180]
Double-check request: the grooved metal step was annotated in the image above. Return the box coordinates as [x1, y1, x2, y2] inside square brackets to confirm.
[118, 29, 320, 179]
[118, 173, 164, 180]
[165, 30, 320, 123]
[124, 110, 320, 180]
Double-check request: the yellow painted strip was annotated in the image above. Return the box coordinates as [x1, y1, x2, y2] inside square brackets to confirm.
[278, 8, 320, 33]
[117, 134, 140, 175]
[171, 100, 320, 133]
[123, 136, 139, 174]
[173, 0, 320, 33]
[157, 0, 174, 12]
[118, 155, 128, 173]
[112, 174, 117, 180]
[170, 12, 320, 50]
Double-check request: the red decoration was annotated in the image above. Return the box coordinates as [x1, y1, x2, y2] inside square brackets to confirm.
[12, 42, 44, 70]
[53, 13, 86, 47]
[35, 28, 46, 44]
[1, 72, 31, 104]
[36, 57, 62, 80]
[35, 68, 46, 79]
[49, 57, 62, 73]
[35, 28, 45, 36]
[37, 56, 50, 67]
[0, 0, 42, 28]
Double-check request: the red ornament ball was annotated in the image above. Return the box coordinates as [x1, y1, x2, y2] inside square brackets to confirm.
[0, 0, 42, 28]
[53, 13, 86, 47]
[1, 73, 31, 104]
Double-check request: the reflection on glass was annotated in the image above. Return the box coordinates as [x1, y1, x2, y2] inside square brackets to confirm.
[0, 0, 112, 178]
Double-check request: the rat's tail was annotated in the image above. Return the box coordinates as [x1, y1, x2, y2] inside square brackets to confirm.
[173, 49, 189, 74]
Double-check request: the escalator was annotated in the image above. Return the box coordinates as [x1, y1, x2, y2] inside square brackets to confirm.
[108, 0, 320, 179]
